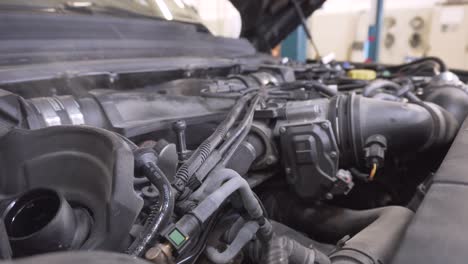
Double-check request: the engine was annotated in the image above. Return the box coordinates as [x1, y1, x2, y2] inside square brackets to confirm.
[0, 57, 466, 264]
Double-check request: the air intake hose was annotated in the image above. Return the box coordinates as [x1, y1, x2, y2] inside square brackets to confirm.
[328, 94, 459, 167]
[4, 189, 91, 257]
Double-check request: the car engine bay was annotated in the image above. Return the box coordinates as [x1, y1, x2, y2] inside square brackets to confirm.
[0, 53, 467, 264]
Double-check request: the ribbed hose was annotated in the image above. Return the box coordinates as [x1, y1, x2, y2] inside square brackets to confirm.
[127, 151, 174, 257]
[264, 236, 330, 264]
[218, 95, 260, 155]
[173, 94, 254, 194]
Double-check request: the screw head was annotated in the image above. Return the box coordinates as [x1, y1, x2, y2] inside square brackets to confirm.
[321, 122, 329, 129]
[330, 151, 337, 159]
[279, 127, 287, 134]
[173, 120, 187, 132]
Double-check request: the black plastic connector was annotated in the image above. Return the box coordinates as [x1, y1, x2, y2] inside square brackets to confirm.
[364, 134, 387, 168]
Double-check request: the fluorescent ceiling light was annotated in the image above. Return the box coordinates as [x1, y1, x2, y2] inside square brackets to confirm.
[155, 0, 173, 20]
[174, 0, 185, 8]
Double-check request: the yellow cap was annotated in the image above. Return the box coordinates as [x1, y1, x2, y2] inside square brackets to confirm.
[347, 69, 377, 81]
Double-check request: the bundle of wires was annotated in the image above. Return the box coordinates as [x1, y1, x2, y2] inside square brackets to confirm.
[172, 91, 261, 197]
[387, 57, 447, 76]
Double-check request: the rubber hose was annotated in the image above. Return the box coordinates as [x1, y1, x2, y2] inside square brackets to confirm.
[362, 79, 401, 97]
[264, 236, 330, 264]
[388, 56, 447, 73]
[265, 194, 412, 263]
[205, 221, 259, 264]
[309, 82, 338, 97]
[329, 207, 413, 264]
[265, 192, 411, 245]
[190, 166, 237, 202]
[178, 168, 272, 243]
[371, 93, 401, 101]
[191, 169, 263, 223]
[127, 152, 174, 257]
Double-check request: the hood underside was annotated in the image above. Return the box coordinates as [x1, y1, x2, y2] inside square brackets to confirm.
[230, 0, 326, 52]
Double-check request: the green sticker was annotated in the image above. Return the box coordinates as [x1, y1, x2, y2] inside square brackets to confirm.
[169, 229, 186, 246]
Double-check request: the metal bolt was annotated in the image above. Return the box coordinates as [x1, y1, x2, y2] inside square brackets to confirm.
[145, 246, 163, 260]
[285, 167, 292, 174]
[279, 127, 287, 134]
[330, 151, 337, 159]
[172, 120, 188, 162]
[145, 243, 174, 264]
[321, 122, 329, 129]
[325, 193, 333, 200]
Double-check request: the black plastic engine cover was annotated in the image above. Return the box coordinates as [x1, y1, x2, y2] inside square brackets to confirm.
[0, 126, 143, 252]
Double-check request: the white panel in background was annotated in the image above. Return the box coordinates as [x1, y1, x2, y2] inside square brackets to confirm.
[379, 8, 432, 64]
[427, 5, 468, 70]
[439, 6, 464, 25]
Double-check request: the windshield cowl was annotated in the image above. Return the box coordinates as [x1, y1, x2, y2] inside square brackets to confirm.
[0, 0, 201, 24]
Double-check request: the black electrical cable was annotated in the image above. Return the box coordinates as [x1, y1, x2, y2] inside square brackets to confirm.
[335, 77, 369, 91]
[200, 88, 259, 99]
[127, 150, 174, 257]
[176, 211, 222, 264]
[388, 57, 447, 73]
[337, 83, 366, 91]
[200, 89, 242, 99]
[253, 192, 269, 219]
[173, 93, 255, 195]
[280, 80, 338, 97]
[218, 95, 260, 155]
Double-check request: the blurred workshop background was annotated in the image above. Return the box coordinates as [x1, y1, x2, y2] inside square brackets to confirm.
[187, 0, 468, 70]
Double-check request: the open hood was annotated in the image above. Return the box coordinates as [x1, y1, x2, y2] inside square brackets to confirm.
[229, 0, 326, 52]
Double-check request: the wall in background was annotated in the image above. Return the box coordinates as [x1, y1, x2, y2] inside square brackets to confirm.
[310, 0, 468, 69]
[320, 0, 441, 12]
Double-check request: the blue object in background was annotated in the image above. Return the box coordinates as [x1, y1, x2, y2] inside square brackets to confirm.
[281, 26, 307, 62]
[366, 0, 384, 62]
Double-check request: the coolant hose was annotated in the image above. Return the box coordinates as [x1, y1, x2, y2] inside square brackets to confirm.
[191, 169, 263, 223]
[205, 221, 259, 264]
[126, 148, 174, 257]
[264, 193, 413, 263]
[264, 236, 330, 264]
[329, 207, 413, 264]
[175, 168, 272, 244]
[362, 79, 402, 97]
[272, 198, 413, 244]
